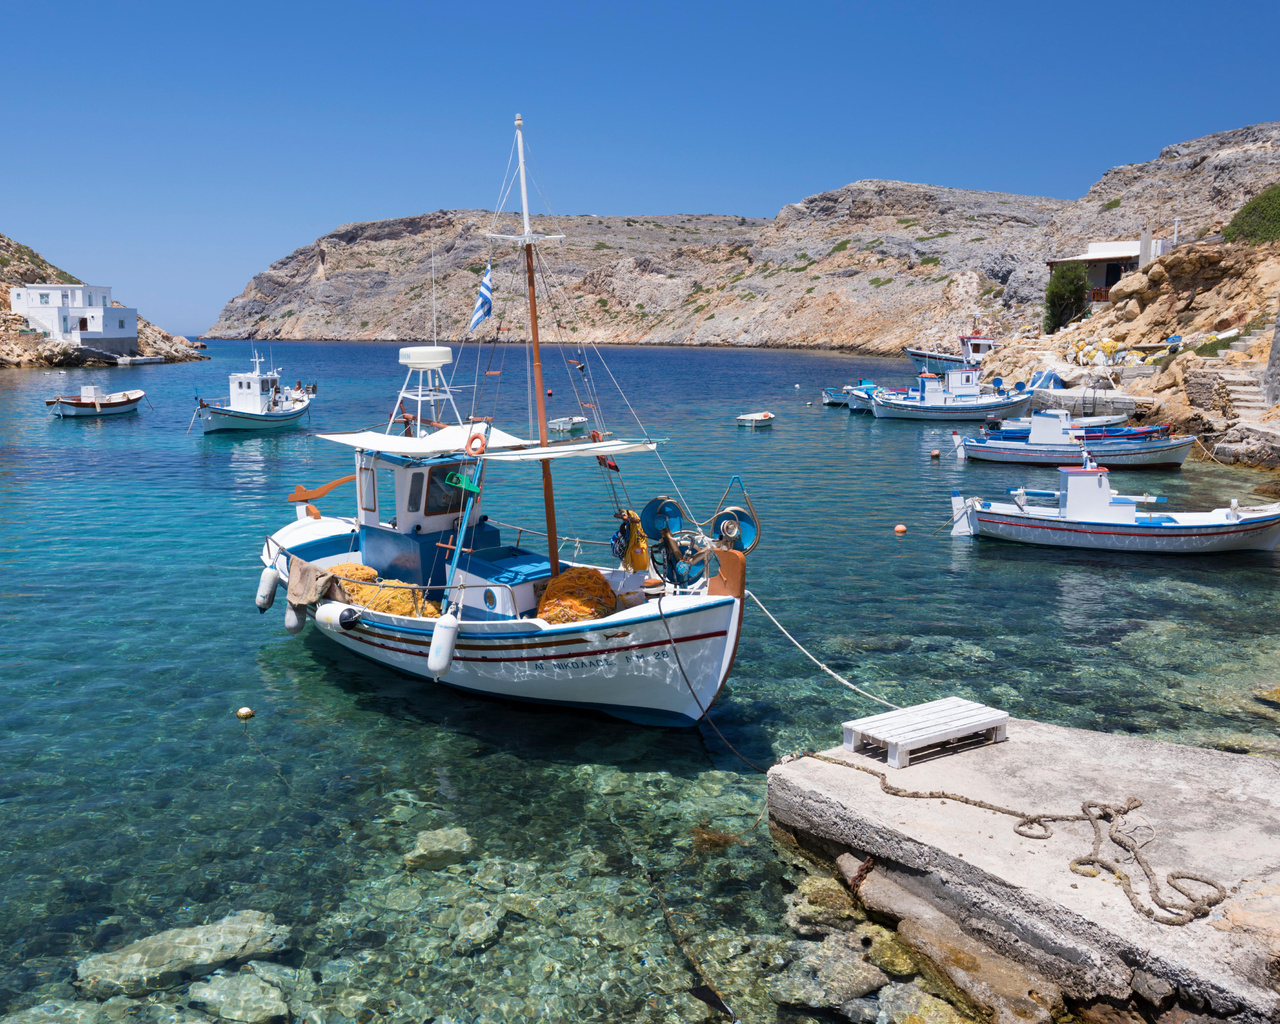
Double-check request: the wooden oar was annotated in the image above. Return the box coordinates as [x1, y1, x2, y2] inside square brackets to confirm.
[287, 475, 356, 503]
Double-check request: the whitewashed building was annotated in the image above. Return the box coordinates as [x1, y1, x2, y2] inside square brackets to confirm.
[8, 283, 138, 354]
[1045, 239, 1173, 306]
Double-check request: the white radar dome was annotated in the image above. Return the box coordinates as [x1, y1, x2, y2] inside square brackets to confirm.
[399, 346, 453, 370]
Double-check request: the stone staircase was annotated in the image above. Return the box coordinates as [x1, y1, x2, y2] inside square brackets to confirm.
[1222, 369, 1267, 419]
[1228, 319, 1276, 353]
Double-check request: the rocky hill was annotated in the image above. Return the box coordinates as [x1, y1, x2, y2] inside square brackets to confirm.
[205, 122, 1280, 355]
[0, 230, 205, 366]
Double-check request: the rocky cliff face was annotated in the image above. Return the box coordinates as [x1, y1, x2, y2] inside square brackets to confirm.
[205, 122, 1280, 355]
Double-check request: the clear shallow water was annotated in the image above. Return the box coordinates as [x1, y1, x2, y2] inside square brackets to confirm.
[2, 341, 1279, 1020]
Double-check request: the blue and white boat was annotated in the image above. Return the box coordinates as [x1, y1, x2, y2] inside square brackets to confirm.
[954, 410, 1195, 468]
[255, 115, 759, 726]
[950, 455, 1280, 553]
[871, 367, 1032, 420]
[196, 353, 314, 433]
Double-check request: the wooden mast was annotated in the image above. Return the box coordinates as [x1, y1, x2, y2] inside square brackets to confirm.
[514, 113, 560, 577]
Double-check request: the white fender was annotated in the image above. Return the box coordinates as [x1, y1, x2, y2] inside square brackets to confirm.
[284, 603, 306, 635]
[255, 566, 280, 613]
[427, 612, 459, 676]
[951, 430, 966, 461]
[315, 601, 362, 631]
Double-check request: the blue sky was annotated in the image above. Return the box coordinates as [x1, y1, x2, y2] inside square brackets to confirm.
[2, 0, 1275, 335]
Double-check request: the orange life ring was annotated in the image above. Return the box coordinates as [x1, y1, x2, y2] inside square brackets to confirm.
[466, 433, 487, 456]
[589, 430, 603, 443]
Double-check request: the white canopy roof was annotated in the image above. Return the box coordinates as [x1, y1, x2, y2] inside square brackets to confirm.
[317, 424, 656, 462]
[317, 424, 530, 456]
[481, 438, 657, 462]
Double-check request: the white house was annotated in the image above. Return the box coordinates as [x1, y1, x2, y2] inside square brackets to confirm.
[1045, 239, 1173, 307]
[8, 283, 139, 354]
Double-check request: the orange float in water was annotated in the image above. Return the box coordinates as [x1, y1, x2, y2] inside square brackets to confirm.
[894, 524, 907, 534]
[930, 449, 941, 458]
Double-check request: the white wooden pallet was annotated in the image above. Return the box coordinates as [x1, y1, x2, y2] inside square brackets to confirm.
[843, 696, 1008, 769]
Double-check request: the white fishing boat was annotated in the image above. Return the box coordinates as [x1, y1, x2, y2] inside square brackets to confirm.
[254, 114, 759, 727]
[548, 415, 588, 432]
[195, 354, 315, 433]
[737, 411, 775, 428]
[46, 385, 146, 417]
[950, 455, 1280, 553]
[821, 385, 855, 407]
[872, 367, 1031, 420]
[954, 410, 1195, 468]
[904, 334, 996, 373]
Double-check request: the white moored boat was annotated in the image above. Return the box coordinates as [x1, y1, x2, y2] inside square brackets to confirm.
[950, 455, 1280, 553]
[872, 367, 1031, 421]
[954, 410, 1195, 468]
[737, 411, 775, 428]
[195, 354, 315, 433]
[46, 385, 145, 417]
[255, 115, 760, 726]
[548, 415, 588, 432]
[904, 334, 996, 374]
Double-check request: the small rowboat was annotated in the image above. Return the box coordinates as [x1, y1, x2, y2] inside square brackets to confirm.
[950, 454, 1280, 553]
[737, 411, 775, 428]
[46, 386, 145, 417]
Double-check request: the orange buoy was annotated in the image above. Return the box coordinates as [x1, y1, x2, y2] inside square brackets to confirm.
[894, 524, 907, 534]
[546, 389, 553, 396]
[930, 449, 941, 459]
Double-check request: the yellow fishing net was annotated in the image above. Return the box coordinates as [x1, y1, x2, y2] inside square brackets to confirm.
[536, 566, 617, 624]
[328, 562, 440, 618]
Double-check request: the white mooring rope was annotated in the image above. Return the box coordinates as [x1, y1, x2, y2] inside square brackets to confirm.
[744, 590, 900, 710]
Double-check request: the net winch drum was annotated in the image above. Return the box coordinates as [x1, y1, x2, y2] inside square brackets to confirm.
[710, 506, 760, 553]
[639, 496, 686, 541]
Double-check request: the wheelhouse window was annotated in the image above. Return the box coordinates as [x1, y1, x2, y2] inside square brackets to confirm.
[359, 467, 377, 512]
[424, 462, 466, 515]
[406, 471, 425, 513]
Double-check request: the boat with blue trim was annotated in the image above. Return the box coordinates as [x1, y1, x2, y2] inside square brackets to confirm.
[196, 353, 314, 433]
[254, 115, 759, 726]
[871, 367, 1032, 420]
[954, 410, 1195, 468]
[950, 454, 1280, 553]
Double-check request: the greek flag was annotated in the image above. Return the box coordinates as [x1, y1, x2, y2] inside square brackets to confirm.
[469, 261, 493, 332]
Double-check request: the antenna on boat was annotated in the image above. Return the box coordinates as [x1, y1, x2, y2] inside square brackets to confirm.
[484, 113, 567, 577]
[431, 243, 438, 345]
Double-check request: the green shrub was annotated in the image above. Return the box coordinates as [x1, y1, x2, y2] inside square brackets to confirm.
[920, 256, 940, 266]
[916, 230, 953, 241]
[1223, 183, 1280, 244]
[1042, 261, 1088, 334]
[360, 320, 370, 328]
[827, 239, 851, 254]
[1102, 198, 1122, 211]
[869, 277, 893, 288]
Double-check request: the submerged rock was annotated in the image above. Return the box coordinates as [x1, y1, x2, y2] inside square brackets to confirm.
[879, 981, 975, 1024]
[783, 875, 865, 936]
[74, 911, 291, 998]
[188, 973, 289, 1022]
[0, 999, 106, 1024]
[449, 903, 505, 955]
[768, 933, 890, 1009]
[404, 828, 475, 871]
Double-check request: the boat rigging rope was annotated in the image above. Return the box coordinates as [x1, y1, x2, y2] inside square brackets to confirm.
[793, 750, 1227, 926]
[744, 590, 900, 710]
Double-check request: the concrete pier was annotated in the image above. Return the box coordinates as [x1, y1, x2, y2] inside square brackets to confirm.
[768, 719, 1280, 1023]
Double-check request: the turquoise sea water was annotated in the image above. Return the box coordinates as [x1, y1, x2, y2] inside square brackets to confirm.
[2, 341, 1279, 1021]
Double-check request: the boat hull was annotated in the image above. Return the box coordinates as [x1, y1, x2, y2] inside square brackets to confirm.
[969, 508, 1280, 553]
[821, 391, 850, 407]
[873, 393, 1032, 420]
[199, 400, 310, 432]
[848, 391, 874, 413]
[46, 392, 143, 417]
[963, 436, 1195, 468]
[307, 594, 741, 726]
